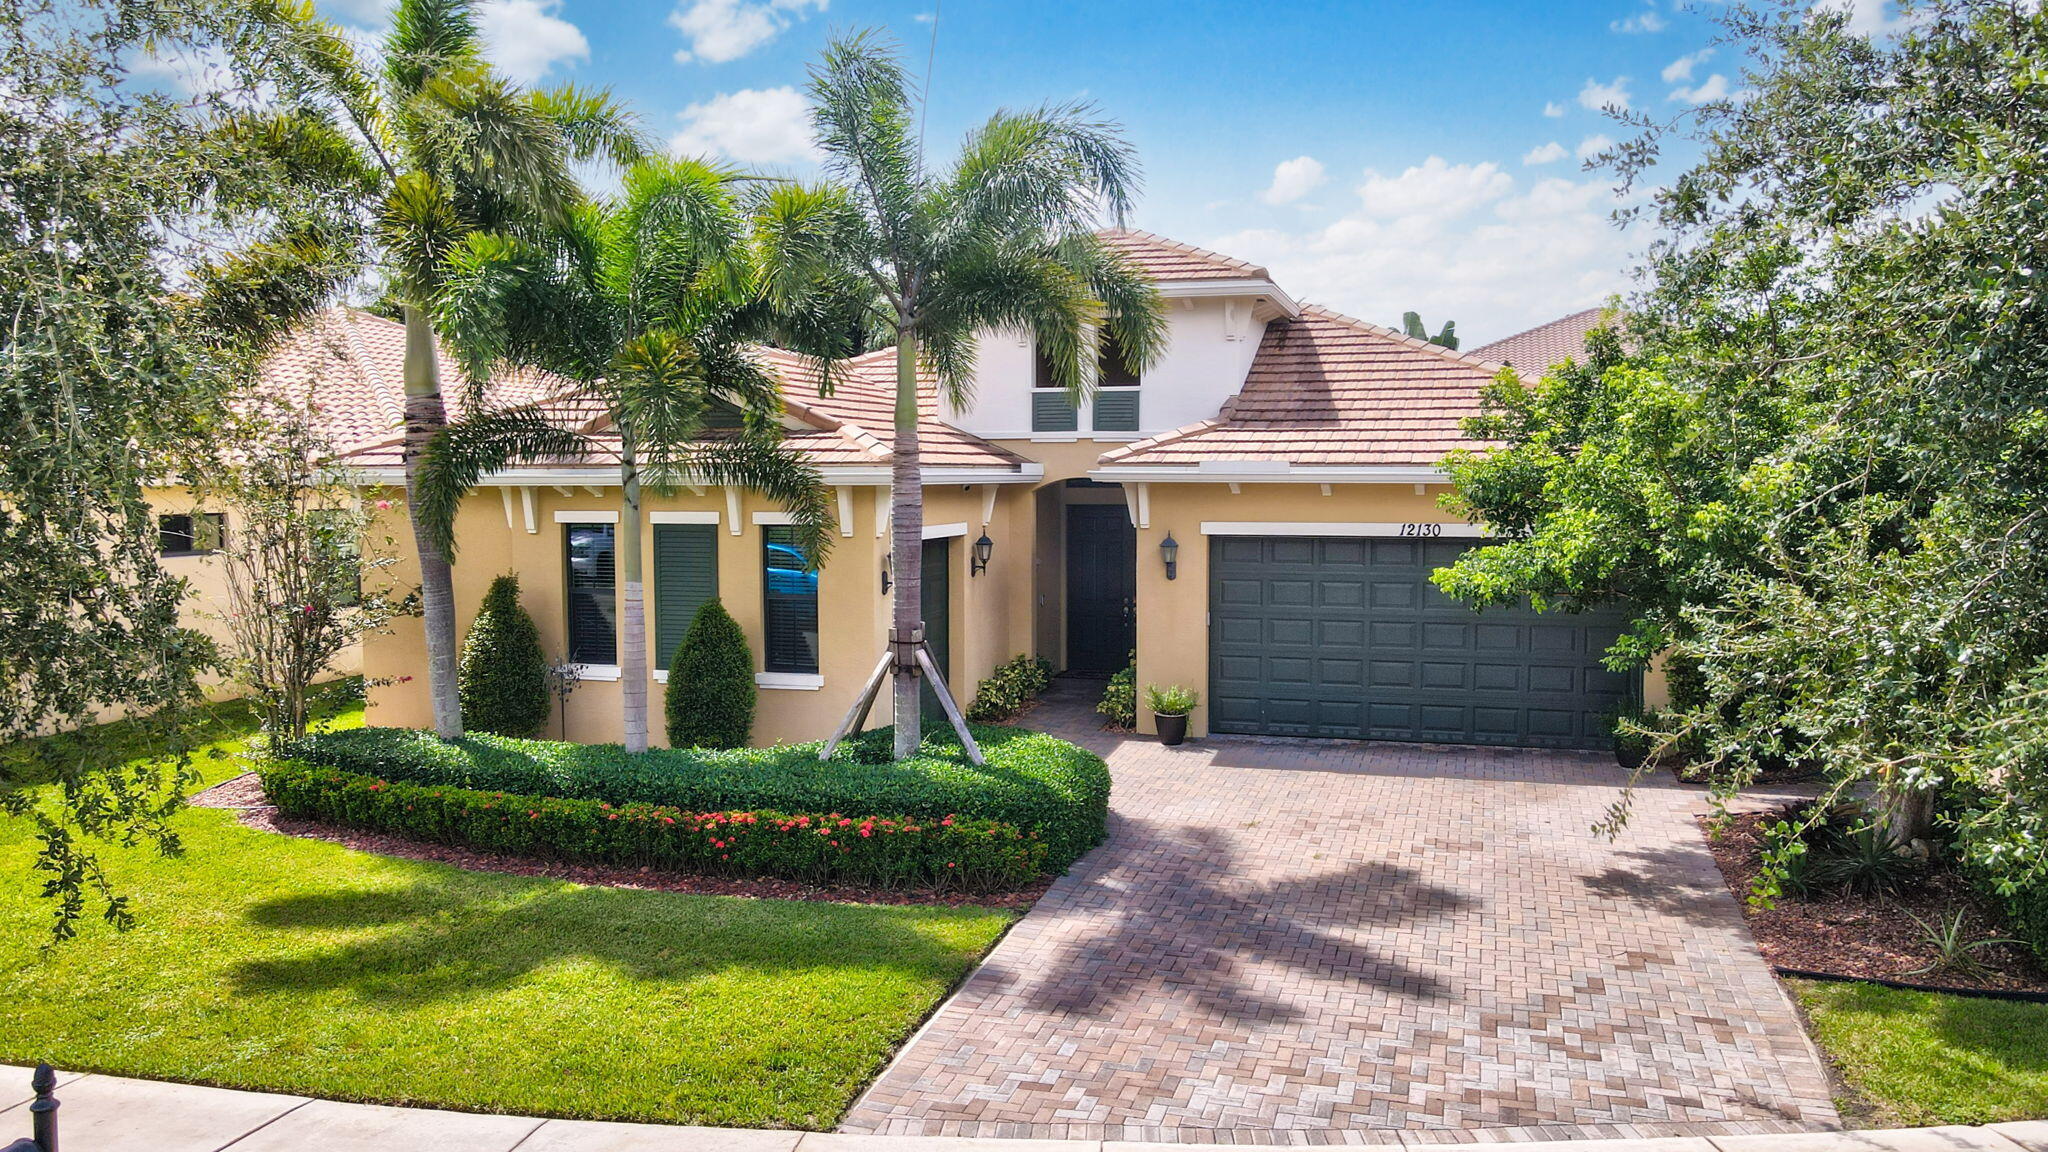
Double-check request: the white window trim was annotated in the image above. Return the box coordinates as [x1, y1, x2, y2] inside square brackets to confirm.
[570, 663, 621, 682]
[755, 672, 824, 691]
[751, 511, 797, 526]
[554, 510, 618, 524]
[923, 522, 968, 540]
[650, 511, 719, 525]
[1198, 521, 1486, 538]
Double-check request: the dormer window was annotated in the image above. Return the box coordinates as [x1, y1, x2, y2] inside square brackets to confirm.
[1030, 334, 1142, 433]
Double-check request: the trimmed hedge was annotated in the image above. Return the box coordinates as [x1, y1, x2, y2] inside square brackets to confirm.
[287, 723, 1110, 869]
[966, 654, 1053, 723]
[458, 575, 550, 738]
[259, 761, 1047, 890]
[666, 600, 755, 749]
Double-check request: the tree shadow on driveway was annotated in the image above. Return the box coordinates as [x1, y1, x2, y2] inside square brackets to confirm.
[1020, 816, 1471, 1024]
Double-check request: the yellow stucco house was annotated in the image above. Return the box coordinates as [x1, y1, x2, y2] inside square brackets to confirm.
[303, 231, 1636, 750]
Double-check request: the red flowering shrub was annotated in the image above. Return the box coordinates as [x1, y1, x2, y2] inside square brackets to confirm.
[258, 761, 1047, 891]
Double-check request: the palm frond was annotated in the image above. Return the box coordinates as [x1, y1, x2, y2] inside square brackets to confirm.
[532, 84, 651, 172]
[684, 436, 838, 566]
[943, 103, 1142, 242]
[209, 108, 385, 210]
[377, 170, 463, 298]
[612, 329, 712, 479]
[806, 31, 924, 259]
[614, 157, 751, 325]
[918, 247, 1102, 405]
[415, 406, 587, 557]
[189, 220, 364, 352]
[238, 0, 391, 167]
[433, 230, 541, 397]
[383, 0, 483, 99]
[407, 63, 580, 226]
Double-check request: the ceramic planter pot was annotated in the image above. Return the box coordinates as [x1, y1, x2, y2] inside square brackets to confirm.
[1155, 712, 1189, 746]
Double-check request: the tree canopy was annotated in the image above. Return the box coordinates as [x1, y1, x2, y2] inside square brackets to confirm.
[1437, 0, 2048, 900]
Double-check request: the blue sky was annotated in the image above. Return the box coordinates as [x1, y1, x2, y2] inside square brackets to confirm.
[299, 0, 1894, 344]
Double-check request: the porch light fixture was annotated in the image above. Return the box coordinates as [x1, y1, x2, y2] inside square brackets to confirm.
[1160, 531, 1180, 580]
[880, 554, 892, 595]
[971, 532, 995, 576]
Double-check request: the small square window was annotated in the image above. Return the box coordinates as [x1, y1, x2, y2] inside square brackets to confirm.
[159, 512, 225, 555]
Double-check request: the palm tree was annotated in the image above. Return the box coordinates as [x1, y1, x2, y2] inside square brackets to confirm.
[754, 32, 1167, 759]
[260, 0, 645, 737]
[427, 158, 836, 752]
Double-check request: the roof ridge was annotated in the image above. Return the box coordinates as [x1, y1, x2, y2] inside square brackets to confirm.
[1296, 303, 1506, 373]
[334, 308, 404, 434]
[1097, 227, 1271, 281]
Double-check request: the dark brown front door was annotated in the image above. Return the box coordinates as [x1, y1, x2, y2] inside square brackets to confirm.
[1065, 504, 1135, 673]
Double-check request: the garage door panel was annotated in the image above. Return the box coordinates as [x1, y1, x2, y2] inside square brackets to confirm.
[1210, 535, 1637, 749]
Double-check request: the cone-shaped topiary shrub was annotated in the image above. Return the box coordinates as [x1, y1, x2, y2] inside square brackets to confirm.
[458, 574, 550, 737]
[666, 599, 756, 749]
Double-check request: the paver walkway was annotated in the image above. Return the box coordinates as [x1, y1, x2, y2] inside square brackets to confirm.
[841, 681, 1839, 1142]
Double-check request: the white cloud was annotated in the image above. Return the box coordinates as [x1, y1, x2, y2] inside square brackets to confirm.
[1522, 141, 1568, 166]
[1209, 166, 1641, 346]
[1543, 101, 1567, 118]
[319, 0, 391, 25]
[1578, 76, 1632, 112]
[1610, 4, 1668, 33]
[669, 86, 819, 164]
[476, 0, 587, 84]
[1576, 134, 1615, 161]
[669, 0, 826, 65]
[1668, 73, 1732, 104]
[1259, 156, 1327, 206]
[1661, 47, 1714, 83]
[1356, 156, 1512, 219]
[1814, 0, 1908, 36]
[124, 42, 234, 95]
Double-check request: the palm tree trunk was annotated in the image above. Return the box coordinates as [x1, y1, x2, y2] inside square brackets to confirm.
[890, 330, 924, 759]
[400, 303, 462, 739]
[618, 436, 650, 754]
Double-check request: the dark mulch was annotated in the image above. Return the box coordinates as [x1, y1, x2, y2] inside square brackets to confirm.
[191, 772, 1050, 910]
[1706, 804, 2047, 993]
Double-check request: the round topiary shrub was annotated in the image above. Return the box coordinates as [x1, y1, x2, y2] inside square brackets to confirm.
[458, 574, 550, 738]
[665, 599, 756, 749]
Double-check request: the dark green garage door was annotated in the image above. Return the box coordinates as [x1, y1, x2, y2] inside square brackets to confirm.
[1209, 536, 1636, 750]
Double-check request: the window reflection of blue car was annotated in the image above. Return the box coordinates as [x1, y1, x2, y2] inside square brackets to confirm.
[766, 542, 817, 595]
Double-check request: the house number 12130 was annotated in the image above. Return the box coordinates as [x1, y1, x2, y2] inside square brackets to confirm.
[1398, 523, 1444, 537]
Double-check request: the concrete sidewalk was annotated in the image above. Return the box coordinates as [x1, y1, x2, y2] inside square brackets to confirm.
[4, 1067, 2045, 1152]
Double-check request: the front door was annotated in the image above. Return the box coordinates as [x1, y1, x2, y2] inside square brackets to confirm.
[919, 536, 953, 719]
[1065, 504, 1135, 673]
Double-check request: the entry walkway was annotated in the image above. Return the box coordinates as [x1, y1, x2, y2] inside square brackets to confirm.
[841, 682, 1838, 1140]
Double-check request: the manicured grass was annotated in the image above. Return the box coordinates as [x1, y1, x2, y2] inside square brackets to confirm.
[0, 696, 1015, 1128]
[1792, 978, 2048, 1126]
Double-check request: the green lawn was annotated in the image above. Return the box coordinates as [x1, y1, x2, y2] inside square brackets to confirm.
[1793, 978, 2048, 1126]
[0, 693, 1015, 1128]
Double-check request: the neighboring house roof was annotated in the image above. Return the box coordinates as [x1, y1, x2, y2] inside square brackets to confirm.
[284, 308, 1030, 475]
[1097, 306, 1505, 471]
[1467, 307, 1607, 372]
[1097, 229, 1271, 282]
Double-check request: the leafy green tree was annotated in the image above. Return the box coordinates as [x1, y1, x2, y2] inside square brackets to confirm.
[1436, 1, 2048, 889]
[458, 575, 550, 737]
[430, 157, 834, 753]
[261, 0, 644, 739]
[666, 601, 756, 749]
[753, 31, 1166, 758]
[0, 0, 363, 936]
[1402, 311, 1458, 349]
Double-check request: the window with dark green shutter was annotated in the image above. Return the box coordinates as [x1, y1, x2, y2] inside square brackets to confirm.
[564, 523, 617, 664]
[761, 525, 818, 673]
[1031, 391, 1078, 431]
[653, 522, 718, 671]
[1093, 388, 1140, 431]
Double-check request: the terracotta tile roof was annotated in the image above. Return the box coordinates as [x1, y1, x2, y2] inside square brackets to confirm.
[1098, 306, 1504, 470]
[1467, 307, 1609, 373]
[1096, 229, 1271, 282]
[277, 308, 1026, 474]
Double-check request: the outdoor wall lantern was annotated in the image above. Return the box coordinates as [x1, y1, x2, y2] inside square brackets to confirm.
[971, 532, 995, 576]
[880, 553, 892, 596]
[1160, 531, 1180, 580]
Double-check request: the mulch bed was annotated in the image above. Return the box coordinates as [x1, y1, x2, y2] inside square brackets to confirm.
[1705, 804, 2047, 994]
[191, 772, 1050, 910]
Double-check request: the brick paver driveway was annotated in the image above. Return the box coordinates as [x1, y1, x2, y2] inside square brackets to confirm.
[841, 683, 1838, 1143]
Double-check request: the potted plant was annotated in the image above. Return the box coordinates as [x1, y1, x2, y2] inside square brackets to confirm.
[1144, 684, 1200, 746]
[1611, 704, 1657, 771]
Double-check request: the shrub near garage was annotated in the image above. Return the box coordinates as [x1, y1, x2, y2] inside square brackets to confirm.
[288, 722, 1110, 868]
[260, 761, 1047, 889]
